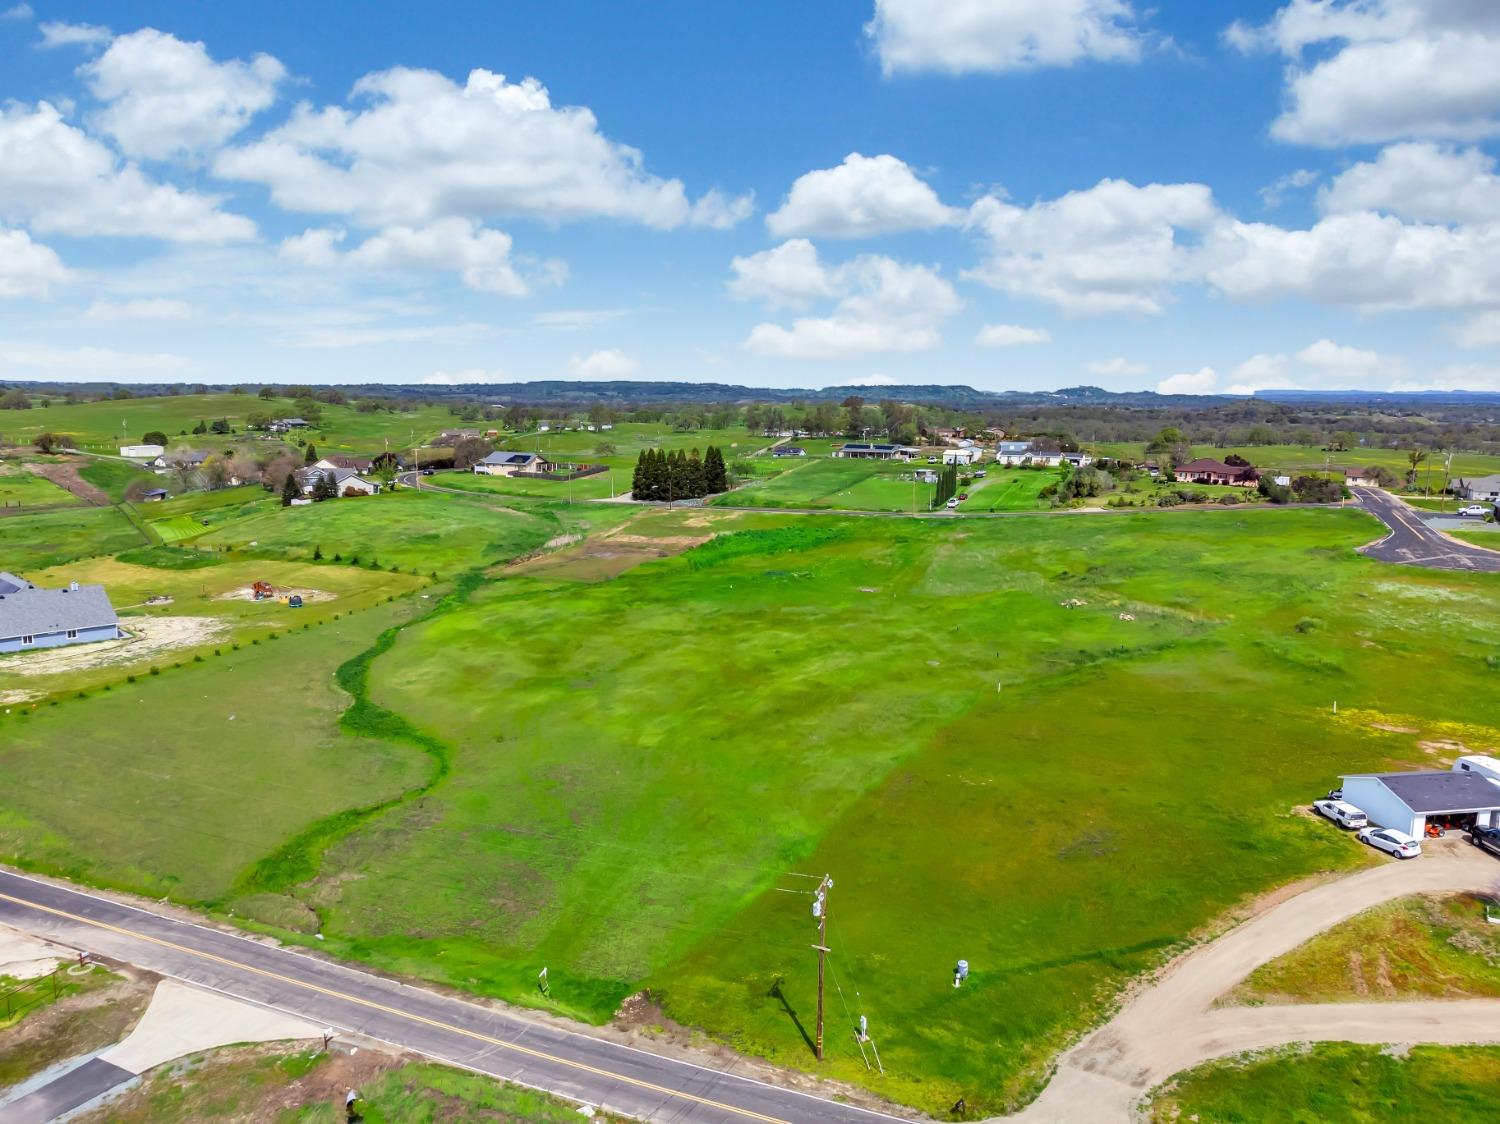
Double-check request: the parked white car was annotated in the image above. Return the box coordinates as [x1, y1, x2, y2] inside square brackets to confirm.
[1357, 826, 1422, 859]
[1313, 799, 1368, 829]
[1458, 504, 1490, 517]
[945, 497, 960, 509]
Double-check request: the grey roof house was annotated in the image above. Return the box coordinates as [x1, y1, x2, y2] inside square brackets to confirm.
[0, 573, 122, 654]
[1453, 474, 1500, 503]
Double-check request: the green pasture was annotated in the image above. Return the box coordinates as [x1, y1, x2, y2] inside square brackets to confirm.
[1093, 442, 1500, 482]
[285, 507, 1499, 1114]
[718, 457, 934, 511]
[0, 505, 146, 570]
[9, 501, 1500, 1115]
[1146, 1044, 1500, 1121]
[514, 423, 754, 460]
[957, 468, 1061, 511]
[195, 490, 559, 576]
[0, 467, 77, 510]
[1452, 531, 1500, 553]
[77, 458, 157, 501]
[431, 465, 626, 501]
[0, 599, 433, 901]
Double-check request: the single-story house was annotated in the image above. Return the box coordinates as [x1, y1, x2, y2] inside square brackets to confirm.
[1273, 475, 1292, 487]
[316, 455, 374, 475]
[1174, 458, 1260, 487]
[1062, 452, 1095, 468]
[268, 417, 310, 433]
[942, 448, 978, 466]
[474, 451, 549, 477]
[772, 446, 807, 458]
[926, 427, 965, 443]
[297, 466, 379, 496]
[140, 488, 168, 502]
[1453, 474, 1500, 503]
[1340, 763, 1500, 837]
[1343, 468, 1379, 487]
[120, 444, 164, 459]
[996, 440, 1034, 465]
[834, 443, 920, 461]
[438, 428, 482, 444]
[0, 573, 122, 654]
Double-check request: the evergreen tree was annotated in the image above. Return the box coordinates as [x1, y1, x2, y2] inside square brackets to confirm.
[686, 448, 706, 498]
[632, 450, 646, 499]
[304, 443, 318, 465]
[280, 470, 301, 507]
[312, 472, 339, 501]
[649, 448, 668, 501]
[703, 446, 728, 493]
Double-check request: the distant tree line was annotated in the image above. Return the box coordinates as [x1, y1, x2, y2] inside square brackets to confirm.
[632, 447, 728, 501]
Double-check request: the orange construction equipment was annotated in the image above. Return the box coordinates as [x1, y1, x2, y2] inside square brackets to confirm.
[252, 580, 275, 601]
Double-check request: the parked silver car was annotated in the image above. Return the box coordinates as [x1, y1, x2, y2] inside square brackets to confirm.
[1357, 826, 1421, 859]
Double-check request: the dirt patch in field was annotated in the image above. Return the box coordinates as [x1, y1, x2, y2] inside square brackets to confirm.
[0, 615, 227, 678]
[25, 460, 110, 506]
[1370, 722, 1420, 734]
[0, 963, 155, 1090]
[500, 523, 714, 583]
[213, 586, 333, 603]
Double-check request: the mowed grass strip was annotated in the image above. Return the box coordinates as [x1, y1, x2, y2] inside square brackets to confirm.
[0, 598, 433, 901]
[1231, 893, 1500, 1003]
[1146, 1043, 1500, 1122]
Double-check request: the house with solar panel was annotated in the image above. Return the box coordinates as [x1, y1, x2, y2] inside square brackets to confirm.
[474, 452, 551, 476]
[0, 573, 122, 654]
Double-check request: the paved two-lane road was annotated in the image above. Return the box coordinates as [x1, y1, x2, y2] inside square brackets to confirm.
[0, 870, 904, 1124]
[1352, 487, 1500, 572]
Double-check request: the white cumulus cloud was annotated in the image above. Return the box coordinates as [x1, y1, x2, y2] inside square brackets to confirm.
[976, 323, 1050, 347]
[217, 66, 749, 230]
[867, 0, 1147, 75]
[1320, 142, 1500, 224]
[735, 241, 962, 359]
[279, 219, 539, 296]
[570, 348, 638, 378]
[81, 29, 286, 160]
[767, 153, 959, 239]
[0, 101, 255, 241]
[1156, 367, 1220, 395]
[1231, 2, 1500, 146]
[37, 20, 111, 49]
[0, 227, 68, 297]
[966, 179, 1220, 315]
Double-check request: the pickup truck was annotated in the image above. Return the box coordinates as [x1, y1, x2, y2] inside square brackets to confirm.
[1458, 504, 1491, 517]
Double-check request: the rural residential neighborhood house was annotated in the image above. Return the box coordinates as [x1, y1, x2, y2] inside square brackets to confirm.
[315, 455, 375, 475]
[1453, 474, 1500, 503]
[0, 573, 122, 654]
[772, 446, 807, 457]
[1174, 458, 1260, 487]
[834, 443, 921, 461]
[119, 443, 164, 459]
[1340, 759, 1500, 838]
[1343, 468, 1378, 488]
[942, 448, 978, 466]
[474, 451, 549, 476]
[296, 466, 380, 496]
[994, 440, 1086, 468]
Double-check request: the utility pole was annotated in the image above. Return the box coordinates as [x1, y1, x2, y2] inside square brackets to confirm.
[811, 874, 832, 1060]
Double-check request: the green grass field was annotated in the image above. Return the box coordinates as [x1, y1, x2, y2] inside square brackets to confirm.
[432, 465, 626, 501]
[1146, 1044, 1500, 1122]
[716, 457, 935, 511]
[0, 505, 147, 569]
[1232, 893, 1500, 1003]
[77, 458, 158, 501]
[8, 498, 1500, 1116]
[1094, 442, 1500, 483]
[0, 598, 434, 900]
[195, 490, 559, 576]
[0, 467, 78, 510]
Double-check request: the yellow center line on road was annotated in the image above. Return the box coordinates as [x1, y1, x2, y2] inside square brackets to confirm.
[0, 890, 793, 1124]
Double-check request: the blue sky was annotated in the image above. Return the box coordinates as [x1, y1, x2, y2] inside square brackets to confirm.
[2, 1, 1500, 392]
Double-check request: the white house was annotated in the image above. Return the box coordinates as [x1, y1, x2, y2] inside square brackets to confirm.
[1453, 474, 1500, 503]
[834, 443, 920, 461]
[120, 444, 164, 459]
[1340, 768, 1500, 838]
[995, 440, 1072, 467]
[1343, 468, 1379, 488]
[942, 448, 978, 466]
[297, 466, 379, 496]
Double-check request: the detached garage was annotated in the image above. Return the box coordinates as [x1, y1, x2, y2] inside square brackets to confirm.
[1340, 771, 1500, 838]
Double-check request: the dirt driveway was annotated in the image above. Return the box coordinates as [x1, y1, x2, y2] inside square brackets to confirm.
[1005, 842, 1500, 1122]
